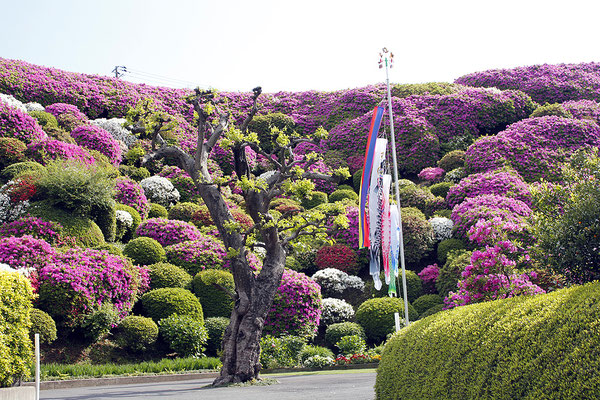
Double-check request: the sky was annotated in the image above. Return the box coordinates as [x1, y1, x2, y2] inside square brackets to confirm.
[2, 0, 600, 93]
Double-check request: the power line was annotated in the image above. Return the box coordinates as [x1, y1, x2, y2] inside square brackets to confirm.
[115, 67, 211, 89]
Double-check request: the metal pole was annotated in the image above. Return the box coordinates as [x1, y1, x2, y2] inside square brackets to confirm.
[35, 333, 40, 400]
[383, 49, 410, 327]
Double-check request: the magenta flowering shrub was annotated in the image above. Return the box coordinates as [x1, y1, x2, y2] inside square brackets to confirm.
[165, 235, 227, 275]
[0, 215, 63, 244]
[135, 218, 202, 247]
[562, 99, 600, 125]
[418, 167, 445, 183]
[37, 248, 149, 327]
[456, 62, 600, 104]
[0, 235, 55, 272]
[114, 177, 150, 219]
[26, 138, 95, 166]
[446, 169, 531, 208]
[451, 195, 532, 239]
[418, 263, 440, 294]
[210, 140, 257, 176]
[71, 125, 122, 165]
[467, 215, 533, 248]
[315, 244, 359, 275]
[44, 103, 88, 120]
[332, 206, 359, 250]
[264, 269, 322, 339]
[0, 100, 46, 144]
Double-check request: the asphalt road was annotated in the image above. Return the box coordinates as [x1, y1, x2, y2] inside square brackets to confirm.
[41, 371, 377, 400]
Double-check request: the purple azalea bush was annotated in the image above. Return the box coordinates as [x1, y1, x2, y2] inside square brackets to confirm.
[114, 176, 150, 219]
[0, 100, 46, 144]
[0, 215, 64, 244]
[71, 125, 122, 165]
[135, 218, 202, 247]
[26, 138, 95, 166]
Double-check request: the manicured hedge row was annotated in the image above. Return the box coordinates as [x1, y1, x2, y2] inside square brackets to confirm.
[375, 282, 600, 400]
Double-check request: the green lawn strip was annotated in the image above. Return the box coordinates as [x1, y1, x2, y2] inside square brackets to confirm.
[262, 368, 377, 377]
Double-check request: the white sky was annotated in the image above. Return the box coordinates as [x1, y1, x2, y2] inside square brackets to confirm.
[2, 0, 600, 93]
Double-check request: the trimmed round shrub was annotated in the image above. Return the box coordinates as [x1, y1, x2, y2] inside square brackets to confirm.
[437, 150, 465, 172]
[437, 238, 467, 265]
[140, 287, 203, 322]
[412, 294, 444, 316]
[311, 268, 365, 299]
[71, 125, 122, 166]
[136, 218, 202, 247]
[530, 102, 573, 118]
[270, 198, 303, 217]
[205, 317, 229, 356]
[28, 110, 58, 129]
[336, 334, 367, 355]
[158, 314, 207, 357]
[25, 139, 95, 166]
[320, 298, 355, 326]
[29, 308, 57, 344]
[114, 315, 158, 352]
[119, 165, 151, 182]
[301, 191, 328, 209]
[298, 345, 335, 364]
[436, 250, 472, 296]
[191, 269, 234, 318]
[1, 161, 45, 182]
[355, 297, 417, 343]
[165, 235, 227, 275]
[191, 204, 254, 230]
[93, 243, 123, 256]
[325, 322, 366, 347]
[352, 169, 363, 192]
[337, 184, 355, 192]
[168, 201, 201, 222]
[115, 203, 141, 241]
[147, 262, 192, 290]
[398, 185, 435, 215]
[264, 269, 322, 339]
[402, 207, 426, 220]
[0, 138, 26, 169]
[315, 244, 359, 275]
[0, 216, 63, 245]
[429, 181, 454, 199]
[123, 237, 165, 266]
[429, 217, 453, 242]
[397, 270, 424, 303]
[114, 177, 150, 220]
[0, 100, 46, 144]
[418, 303, 445, 320]
[328, 189, 358, 203]
[401, 215, 434, 265]
[0, 235, 55, 273]
[140, 176, 180, 208]
[375, 283, 600, 400]
[45, 103, 87, 120]
[148, 202, 168, 218]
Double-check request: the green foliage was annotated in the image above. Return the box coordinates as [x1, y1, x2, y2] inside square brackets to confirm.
[118, 165, 151, 181]
[192, 269, 234, 318]
[90, 202, 116, 243]
[148, 202, 168, 218]
[168, 201, 201, 222]
[356, 297, 418, 343]
[412, 294, 444, 316]
[115, 203, 141, 242]
[436, 250, 472, 296]
[300, 191, 328, 209]
[94, 243, 123, 256]
[325, 322, 366, 347]
[29, 309, 57, 345]
[29, 201, 105, 247]
[124, 237, 165, 266]
[1, 161, 45, 183]
[115, 315, 158, 352]
[401, 207, 426, 220]
[328, 188, 358, 203]
[429, 181, 454, 199]
[433, 209, 452, 219]
[352, 169, 363, 192]
[391, 82, 457, 98]
[140, 288, 203, 322]
[80, 303, 119, 341]
[0, 270, 34, 387]
[437, 150, 466, 172]
[259, 335, 306, 369]
[298, 345, 335, 364]
[530, 102, 573, 119]
[148, 262, 192, 290]
[437, 238, 467, 265]
[401, 215, 434, 265]
[158, 314, 207, 357]
[204, 317, 229, 356]
[397, 270, 424, 303]
[28, 110, 58, 129]
[0, 137, 26, 169]
[418, 303, 445, 319]
[248, 112, 296, 154]
[375, 283, 600, 400]
[124, 146, 145, 167]
[336, 334, 366, 355]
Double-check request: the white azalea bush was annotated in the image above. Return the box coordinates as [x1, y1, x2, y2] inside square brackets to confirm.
[90, 118, 137, 147]
[24, 102, 45, 112]
[429, 217, 454, 241]
[321, 298, 355, 326]
[303, 355, 334, 369]
[0, 93, 26, 112]
[312, 268, 364, 298]
[140, 176, 180, 208]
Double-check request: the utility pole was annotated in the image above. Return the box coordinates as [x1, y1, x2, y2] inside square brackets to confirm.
[112, 66, 127, 79]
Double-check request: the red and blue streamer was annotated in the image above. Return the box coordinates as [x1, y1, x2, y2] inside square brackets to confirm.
[358, 106, 384, 248]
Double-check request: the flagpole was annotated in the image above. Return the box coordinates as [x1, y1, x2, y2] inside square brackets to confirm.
[380, 48, 410, 328]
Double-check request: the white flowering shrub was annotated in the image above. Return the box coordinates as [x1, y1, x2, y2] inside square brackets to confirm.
[140, 176, 180, 207]
[444, 167, 467, 183]
[312, 268, 364, 298]
[0, 182, 29, 224]
[24, 102, 45, 112]
[321, 298, 355, 326]
[429, 217, 454, 241]
[303, 355, 333, 369]
[0, 93, 26, 112]
[91, 118, 137, 147]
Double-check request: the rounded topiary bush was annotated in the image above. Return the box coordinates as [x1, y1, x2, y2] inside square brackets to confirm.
[168, 201, 202, 222]
[401, 215, 434, 266]
[355, 297, 417, 343]
[29, 308, 57, 344]
[114, 177, 150, 220]
[28, 110, 58, 129]
[115, 203, 141, 242]
[320, 298, 355, 326]
[429, 181, 454, 199]
[325, 322, 366, 347]
[0, 100, 46, 144]
[352, 169, 363, 192]
[123, 237, 165, 266]
[328, 189, 358, 203]
[71, 125, 122, 166]
[158, 314, 207, 357]
[437, 150, 465, 172]
[437, 238, 467, 265]
[264, 269, 322, 339]
[397, 270, 423, 303]
[530, 102, 573, 119]
[93, 243, 123, 256]
[204, 316, 229, 356]
[0, 138, 26, 169]
[148, 202, 168, 218]
[140, 287, 203, 322]
[136, 218, 202, 247]
[298, 345, 335, 364]
[436, 250, 472, 296]
[140, 176, 180, 208]
[315, 244, 359, 275]
[25, 139, 94, 166]
[301, 191, 328, 209]
[412, 294, 444, 316]
[165, 235, 227, 275]
[418, 303, 445, 319]
[375, 283, 600, 400]
[115, 315, 158, 352]
[147, 262, 192, 290]
[191, 269, 235, 318]
[0, 161, 45, 183]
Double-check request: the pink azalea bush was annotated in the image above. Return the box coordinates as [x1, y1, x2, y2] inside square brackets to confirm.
[418, 167, 445, 183]
[44, 103, 88, 120]
[135, 218, 202, 247]
[114, 176, 150, 219]
[315, 244, 359, 275]
[0, 235, 55, 272]
[0, 215, 63, 244]
[26, 138, 95, 165]
[264, 269, 322, 339]
[0, 100, 46, 144]
[71, 125, 122, 165]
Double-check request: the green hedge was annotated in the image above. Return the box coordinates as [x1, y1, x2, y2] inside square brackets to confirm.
[356, 297, 418, 343]
[376, 283, 600, 399]
[191, 269, 234, 318]
[140, 288, 203, 322]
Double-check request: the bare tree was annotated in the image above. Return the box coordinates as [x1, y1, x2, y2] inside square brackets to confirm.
[142, 87, 349, 385]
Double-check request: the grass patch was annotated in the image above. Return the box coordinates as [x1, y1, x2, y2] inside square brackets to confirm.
[32, 357, 221, 381]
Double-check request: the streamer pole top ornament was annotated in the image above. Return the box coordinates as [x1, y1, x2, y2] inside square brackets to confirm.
[378, 47, 394, 69]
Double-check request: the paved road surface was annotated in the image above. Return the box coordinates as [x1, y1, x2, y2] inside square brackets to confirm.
[42, 372, 376, 400]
